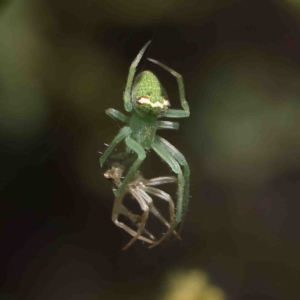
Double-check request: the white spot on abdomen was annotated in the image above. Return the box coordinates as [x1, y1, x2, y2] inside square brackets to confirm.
[137, 97, 169, 108]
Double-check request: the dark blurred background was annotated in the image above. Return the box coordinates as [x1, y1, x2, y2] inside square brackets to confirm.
[1, 0, 300, 299]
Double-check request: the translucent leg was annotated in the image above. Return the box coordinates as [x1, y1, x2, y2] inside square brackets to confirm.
[122, 189, 149, 250]
[146, 176, 177, 186]
[144, 186, 175, 227]
[149, 207, 181, 241]
[105, 164, 155, 246]
[120, 205, 156, 240]
[104, 163, 155, 250]
[143, 187, 181, 240]
[112, 194, 154, 246]
[105, 163, 181, 249]
[127, 180, 180, 242]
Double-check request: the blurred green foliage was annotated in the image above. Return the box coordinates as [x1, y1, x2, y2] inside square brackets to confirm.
[2, 1, 300, 300]
[162, 269, 226, 300]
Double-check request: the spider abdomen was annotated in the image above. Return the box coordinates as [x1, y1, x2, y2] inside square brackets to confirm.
[131, 71, 170, 117]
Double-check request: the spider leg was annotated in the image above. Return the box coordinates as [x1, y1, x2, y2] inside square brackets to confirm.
[110, 146, 131, 161]
[151, 137, 185, 247]
[146, 176, 177, 186]
[113, 137, 146, 197]
[157, 121, 180, 130]
[124, 41, 151, 112]
[106, 108, 130, 123]
[128, 188, 179, 242]
[147, 58, 189, 118]
[112, 193, 154, 247]
[106, 164, 156, 243]
[120, 205, 156, 240]
[122, 189, 150, 250]
[144, 187, 175, 223]
[137, 190, 174, 235]
[143, 186, 181, 240]
[100, 126, 131, 167]
[156, 136, 190, 235]
[110, 147, 139, 168]
[143, 187, 175, 228]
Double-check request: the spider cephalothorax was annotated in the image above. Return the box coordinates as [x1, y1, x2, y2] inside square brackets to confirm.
[132, 71, 170, 117]
[100, 41, 190, 248]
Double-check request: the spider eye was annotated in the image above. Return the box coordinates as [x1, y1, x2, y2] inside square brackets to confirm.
[137, 97, 151, 105]
[163, 98, 170, 107]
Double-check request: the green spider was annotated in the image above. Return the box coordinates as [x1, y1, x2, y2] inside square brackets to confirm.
[100, 41, 190, 247]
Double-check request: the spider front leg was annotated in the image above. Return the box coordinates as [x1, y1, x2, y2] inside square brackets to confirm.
[124, 40, 151, 112]
[113, 136, 146, 197]
[150, 136, 190, 247]
[147, 58, 190, 118]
